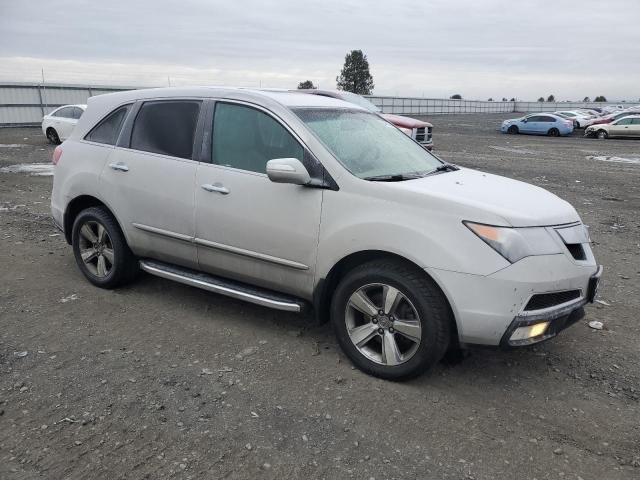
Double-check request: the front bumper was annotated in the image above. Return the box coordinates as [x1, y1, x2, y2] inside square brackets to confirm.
[501, 264, 602, 347]
[429, 255, 601, 346]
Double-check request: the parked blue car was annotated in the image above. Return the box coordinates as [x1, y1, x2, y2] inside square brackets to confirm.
[501, 113, 574, 137]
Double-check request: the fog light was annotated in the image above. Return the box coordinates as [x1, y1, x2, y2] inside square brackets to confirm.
[510, 321, 550, 342]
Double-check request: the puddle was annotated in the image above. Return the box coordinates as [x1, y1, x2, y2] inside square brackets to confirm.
[0, 163, 54, 176]
[586, 155, 640, 165]
[0, 144, 28, 148]
[489, 145, 537, 155]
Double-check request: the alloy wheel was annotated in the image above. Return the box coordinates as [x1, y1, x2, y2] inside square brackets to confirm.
[345, 283, 422, 366]
[77, 220, 114, 278]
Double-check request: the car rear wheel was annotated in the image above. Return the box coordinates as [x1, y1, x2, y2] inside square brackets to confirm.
[597, 130, 608, 140]
[331, 259, 451, 380]
[507, 125, 519, 134]
[547, 128, 560, 137]
[72, 207, 138, 289]
[46, 127, 60, 145]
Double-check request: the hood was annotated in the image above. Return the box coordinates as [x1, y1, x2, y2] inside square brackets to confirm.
[389, 168, 579, 227]
[382, 113, 432, 128]
[502, 117, 522, 124]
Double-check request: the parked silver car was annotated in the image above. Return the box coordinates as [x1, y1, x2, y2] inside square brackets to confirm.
[51, 87, 601, 379]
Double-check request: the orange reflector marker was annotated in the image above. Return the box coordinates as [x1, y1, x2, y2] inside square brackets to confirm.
[467, 223, 500, 242]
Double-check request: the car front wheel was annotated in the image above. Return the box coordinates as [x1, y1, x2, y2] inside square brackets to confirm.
[507, 125, 519, 134]
[331, 259, 451, 380]
[597, 130, 608, 140]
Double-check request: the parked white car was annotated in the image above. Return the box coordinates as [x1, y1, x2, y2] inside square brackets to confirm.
[42, 104, 86, 144]
[555, 110, 596, 128]
[50, 87, 602, 380]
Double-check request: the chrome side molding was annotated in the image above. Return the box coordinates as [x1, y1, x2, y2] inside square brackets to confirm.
[139, 259, 303, 312]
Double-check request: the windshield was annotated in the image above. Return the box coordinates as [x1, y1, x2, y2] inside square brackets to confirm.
[336, 92, 381, 113]
[294, 108, 442, 179]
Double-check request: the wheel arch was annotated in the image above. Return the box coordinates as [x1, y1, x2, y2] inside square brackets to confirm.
[312, 250, 460, 345]
[63, 195, 129, 246]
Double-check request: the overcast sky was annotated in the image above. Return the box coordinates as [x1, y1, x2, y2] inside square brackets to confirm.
[1, 0, 639, 100]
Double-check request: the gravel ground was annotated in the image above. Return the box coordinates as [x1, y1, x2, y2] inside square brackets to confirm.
[1, 115, 639, 479]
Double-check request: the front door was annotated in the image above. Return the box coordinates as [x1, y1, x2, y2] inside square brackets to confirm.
[609, 117, 633, 137]
[99, 99, 203, 268]
[194, 101, 323, 298]
[521, 115, 540, 134]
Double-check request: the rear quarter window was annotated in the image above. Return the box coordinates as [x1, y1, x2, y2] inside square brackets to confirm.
[85, 105, 131, 145]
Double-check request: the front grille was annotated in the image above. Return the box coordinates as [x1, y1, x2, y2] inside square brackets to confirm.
[415, 127, 426, 142]
[566, 243, 586, 260]
[524, 290, 581, 311]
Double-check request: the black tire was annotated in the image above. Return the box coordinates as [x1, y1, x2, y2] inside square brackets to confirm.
[507, 125, 519, 134]
[71, 207, 138, 289]
[547, 128, 560, 137]
[596, 130, 608, 140]
[46, 127, 60, 145]
[331, 259, 452, 380]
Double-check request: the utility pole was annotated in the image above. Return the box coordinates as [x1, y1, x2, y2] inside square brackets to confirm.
[41, 68, 47, 114]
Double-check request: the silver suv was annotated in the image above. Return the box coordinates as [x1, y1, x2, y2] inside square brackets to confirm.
[51, 87, 601, 380]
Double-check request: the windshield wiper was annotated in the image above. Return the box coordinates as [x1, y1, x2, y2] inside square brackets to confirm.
[423, 163, 459, 176]
[434, 163, 459, 172]
[363, 173, 425, 182]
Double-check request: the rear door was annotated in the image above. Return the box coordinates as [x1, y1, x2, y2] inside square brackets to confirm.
[99, 99, 203, 268]
[539, 115, 557, 133]
[52, 107, 77, 140]
[193, 100, 323, 298]
[631, 118, 640, 137]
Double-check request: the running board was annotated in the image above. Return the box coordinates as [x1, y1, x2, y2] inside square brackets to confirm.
[139, 259, 305, 312]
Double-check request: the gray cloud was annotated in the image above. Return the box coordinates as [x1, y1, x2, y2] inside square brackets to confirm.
[1, 0, 639, 100]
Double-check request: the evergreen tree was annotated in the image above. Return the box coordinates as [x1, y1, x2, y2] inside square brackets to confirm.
[336, 50, 374, 95]
[297, 80, 316, 90]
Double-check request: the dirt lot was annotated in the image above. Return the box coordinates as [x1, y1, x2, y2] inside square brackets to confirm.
[1, 115, 639, 479]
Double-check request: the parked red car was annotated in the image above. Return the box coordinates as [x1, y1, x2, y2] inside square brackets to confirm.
[298, 89, 434, 150]
[590, 112, 633, 126]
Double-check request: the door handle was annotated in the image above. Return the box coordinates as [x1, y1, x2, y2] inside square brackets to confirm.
[201, 183, 229, 194]
[109, 162, 129, 172]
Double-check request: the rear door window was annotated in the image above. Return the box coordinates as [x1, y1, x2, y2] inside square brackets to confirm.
[130, 100, 201, 160]
[539, 116, 555, 122]
[71, 107, 84, 119]
[211, 102, 303, 173]
[53, 107, 75, 118]
[85, 105, 131, 145]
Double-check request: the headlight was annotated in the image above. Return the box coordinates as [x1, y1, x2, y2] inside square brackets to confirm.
[398, 127, 413, 136]
[464, 222, 563, 263]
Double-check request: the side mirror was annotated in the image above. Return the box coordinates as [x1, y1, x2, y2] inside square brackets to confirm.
[522, 118, 528, 123]
[266, 158, 311, 185]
